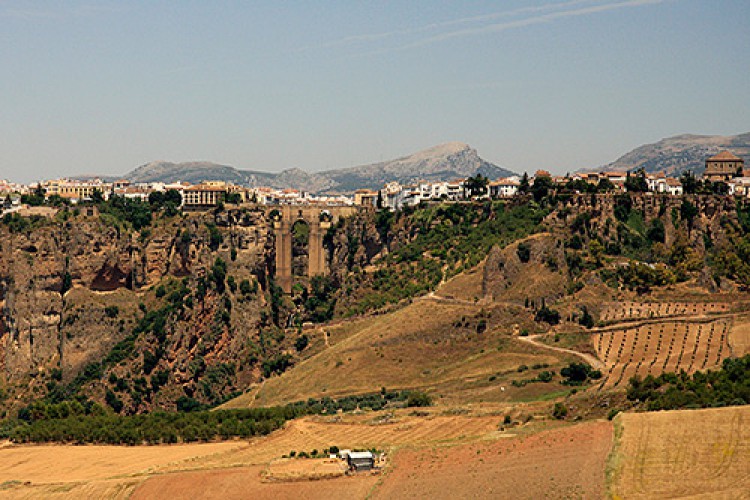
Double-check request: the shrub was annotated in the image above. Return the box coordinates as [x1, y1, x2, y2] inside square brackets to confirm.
[553, 403, 568, 419]
[578, 306, 594, 329]
[517, 242, 531, 263]
[405, 391, 432, 407]
[535, 306, 560, 325]
[537, 371, 554, 383]
[295, 334, 309, 352]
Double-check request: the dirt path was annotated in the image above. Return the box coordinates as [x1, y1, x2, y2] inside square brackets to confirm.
[517, 334, 605, 371]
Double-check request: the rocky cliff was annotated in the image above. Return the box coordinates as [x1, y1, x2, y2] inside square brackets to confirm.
[0, 208, 276, 413]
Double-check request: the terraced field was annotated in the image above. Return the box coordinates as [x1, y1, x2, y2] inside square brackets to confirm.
[599, 301, 730, 322]
[593, 318, 733, 390]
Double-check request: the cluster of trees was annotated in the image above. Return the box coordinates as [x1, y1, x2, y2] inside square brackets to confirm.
[301, 275, 338, 323]
[533, 299, 561, 325]
[612, 261, 677, 293]
[627, 355, 750, 411]
[148, 189, 182, 216]
[560, 362, 602, 385]
[4, 406, 299, 445]
[1, 213, 49, 233]
[679, 171, 732, 195]
[2, 388, 432, 445]
[284, 389, 432, 414]
[11, 185, 185, 232]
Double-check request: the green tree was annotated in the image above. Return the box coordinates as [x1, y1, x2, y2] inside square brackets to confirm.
[624, 169, 649, 192]
[519, 173, 530, 193]
[679, 171, 700, 194]
[531, 175, 554, 202]
[465, 174, 489, 197]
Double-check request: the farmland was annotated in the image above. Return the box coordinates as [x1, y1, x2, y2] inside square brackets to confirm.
[599, 301, 731, 322]
[593, 318, 735, 390]
[609, 406, 750, 499]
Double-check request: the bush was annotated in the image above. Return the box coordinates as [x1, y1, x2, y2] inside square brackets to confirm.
[295, 334, 309, 352]
[517, 242, 531, 263]
[535, 306, 560, 325]
[553, 403, 568, 420]
[578, 306, 594, 329]
[104, 306, 119, 318]
[405, 391, 432, 407]
[537, 371, 554, 383]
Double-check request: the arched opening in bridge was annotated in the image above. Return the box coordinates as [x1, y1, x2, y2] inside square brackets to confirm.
[291, 218, 310, 282]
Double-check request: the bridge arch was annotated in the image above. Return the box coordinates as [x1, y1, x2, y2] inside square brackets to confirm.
[269, 205, 361, 293]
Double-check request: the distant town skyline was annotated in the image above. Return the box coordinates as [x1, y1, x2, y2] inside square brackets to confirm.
[1, 0, 748, 183]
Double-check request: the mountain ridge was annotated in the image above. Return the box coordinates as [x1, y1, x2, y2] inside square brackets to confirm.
[120, 143, 516, 194]
[595, 132, 750, 177]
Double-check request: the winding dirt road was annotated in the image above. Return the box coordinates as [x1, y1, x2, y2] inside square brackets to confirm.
[517, 334, 605, 370]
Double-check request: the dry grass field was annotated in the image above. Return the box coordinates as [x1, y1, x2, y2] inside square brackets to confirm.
[228, 297, 566, 409]
[1, 393, 748, 499]
[0, 410, 572, 499]
[609, 406, 750, 499]
[593, 318, 734, 390]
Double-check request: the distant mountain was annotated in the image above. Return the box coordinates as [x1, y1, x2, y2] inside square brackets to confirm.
[597, 132, 750, 177]
[319, 142, 514, 192]
[121, 142, 516, 194]
[126, 161, 251, 185]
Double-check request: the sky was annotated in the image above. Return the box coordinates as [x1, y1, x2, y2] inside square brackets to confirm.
[0, 0, 748, 183]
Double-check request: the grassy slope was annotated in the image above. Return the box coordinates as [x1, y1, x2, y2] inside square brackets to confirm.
[223, 266, 575, 409]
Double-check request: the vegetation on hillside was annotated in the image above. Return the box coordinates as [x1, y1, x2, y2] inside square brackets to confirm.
[333, 201, 549, 316]
[1, 389, 431, 445]
[626, 355, 750, 411]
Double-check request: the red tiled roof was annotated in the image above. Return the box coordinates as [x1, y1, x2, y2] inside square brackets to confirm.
[709, 151, 742, 161]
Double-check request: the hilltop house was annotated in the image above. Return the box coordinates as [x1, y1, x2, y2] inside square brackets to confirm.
[704, 151, 744, 182]
[182, 183, 227, 210]
[489, 177, 520, 198]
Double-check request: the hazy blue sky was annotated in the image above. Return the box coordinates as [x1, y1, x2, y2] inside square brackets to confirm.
[1, 0, 748, 183]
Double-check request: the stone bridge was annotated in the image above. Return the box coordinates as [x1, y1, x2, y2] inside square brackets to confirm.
[269, 205, 361, 293]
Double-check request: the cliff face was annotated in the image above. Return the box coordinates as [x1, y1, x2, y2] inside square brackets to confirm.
[483, 193, 741, 306]
[0, 208, 274, 412]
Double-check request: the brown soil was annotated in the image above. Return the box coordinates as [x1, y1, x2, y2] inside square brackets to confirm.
[131, 466, 379, 500]
[373, 420, 613, 499]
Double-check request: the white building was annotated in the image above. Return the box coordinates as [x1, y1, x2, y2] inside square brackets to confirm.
[489, 177, 520, 198]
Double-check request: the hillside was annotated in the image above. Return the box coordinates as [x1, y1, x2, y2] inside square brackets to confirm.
[121, 142, 516, 193]
[597, 132, 750, 177]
